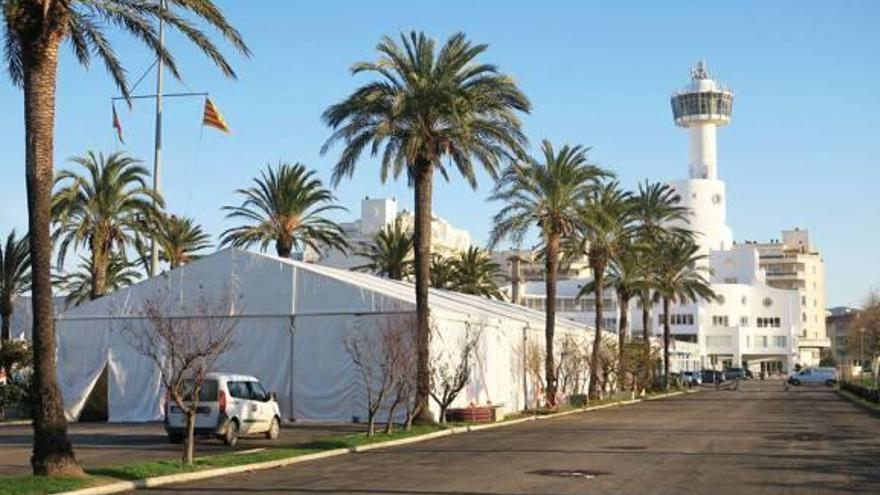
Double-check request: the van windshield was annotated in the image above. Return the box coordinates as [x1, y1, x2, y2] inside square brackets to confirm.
[182, 379, 219, 402]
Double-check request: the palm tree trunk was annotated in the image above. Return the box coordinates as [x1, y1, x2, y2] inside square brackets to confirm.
[91, 243, 109, 300]
[617, 293, 629, 390]
[588, 266, 605, 400]
[641, 290, 650, 342]
[543, 235, 559, 407]
[663, 296, 671, 388]
[22, 35, 82, 476]
[413, 160, 434, 422]
[1, 309, 10, 342]
[275, 238, 293, 259]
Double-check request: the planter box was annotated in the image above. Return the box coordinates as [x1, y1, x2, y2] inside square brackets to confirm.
[446, 406, 495, 423]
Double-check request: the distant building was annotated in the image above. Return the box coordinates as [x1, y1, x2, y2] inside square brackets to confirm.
[827, 306, 861, 368]
[307, 197, 472, 270]
[751, 229, 829, 364]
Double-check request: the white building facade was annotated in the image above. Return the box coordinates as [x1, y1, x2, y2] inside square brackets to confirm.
[307, 197, 472, 270]
[505, 62, 824, 373]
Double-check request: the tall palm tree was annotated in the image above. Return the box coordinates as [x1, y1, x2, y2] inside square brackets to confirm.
[152, 214, 212, 269]
[451, 247, 504, 300]
[578, 245, 646, 363]
[52, 151, 162, 301]
[490, 140, 609, 406]
[353, 218, 413, 280]
[652, 238, 716, 384]
[0, 231, 30, 342]
[55, 254, 141, 308]
[323, 31, 530, 419]
[569, 181, 634, 400]
[2, 0, 248, 475]
[630, 181, 691, 343]
[220, 162, 347, 259]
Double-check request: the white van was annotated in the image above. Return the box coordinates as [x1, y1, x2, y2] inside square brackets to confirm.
[164, 372, 281, 446]
[787, 367, 838, 387]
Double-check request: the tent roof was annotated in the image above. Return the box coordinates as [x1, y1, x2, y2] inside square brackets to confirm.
[59, 248, 588, 333]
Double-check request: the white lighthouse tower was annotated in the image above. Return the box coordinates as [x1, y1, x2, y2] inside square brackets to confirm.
[668, 61, 735, 255]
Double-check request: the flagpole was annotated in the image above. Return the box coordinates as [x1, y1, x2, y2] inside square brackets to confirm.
[150, 0, 166, 277]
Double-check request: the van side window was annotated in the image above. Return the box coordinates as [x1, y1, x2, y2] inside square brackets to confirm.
[228, 381, 250, 399]
[247, 381, 268, 401]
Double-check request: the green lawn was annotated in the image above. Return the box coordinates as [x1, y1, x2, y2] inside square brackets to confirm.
[0, 424, 444, 495]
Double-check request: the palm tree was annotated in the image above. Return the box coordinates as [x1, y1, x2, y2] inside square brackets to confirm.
[578, 245, 646, 364]
[631, 181, 691, 342]
[0, 231, 30, 342]
[323, 31, 530, 419]
[652, 238, 716, 385]
[2, 0, 247, 475]
[152, 214, 212, 269]
[451, 247, 504, 300]
[490, 140, 609, 406]
[52, 151, 162, 301]
[569, 181, 634, 400]
[429, 254, 457, 291]
[221, 163, 347, 259]
[55, 255, 141, 308]
[353, 219, 413, 280]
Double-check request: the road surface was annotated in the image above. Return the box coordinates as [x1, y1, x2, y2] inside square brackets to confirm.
[143, 381, 880, 494]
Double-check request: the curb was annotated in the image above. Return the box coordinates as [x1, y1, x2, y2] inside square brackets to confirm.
[0, 420, 31, 427]
[58, 389, 693, 495]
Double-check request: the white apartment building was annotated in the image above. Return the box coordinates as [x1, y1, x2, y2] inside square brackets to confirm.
[308, 197, 472, 270]
[751, 229, 829, 364]
[502, 62, 824, 372]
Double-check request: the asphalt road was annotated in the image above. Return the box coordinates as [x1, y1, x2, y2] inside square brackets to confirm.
[143, 381, 880, 495]
[0, 421, 359, 477]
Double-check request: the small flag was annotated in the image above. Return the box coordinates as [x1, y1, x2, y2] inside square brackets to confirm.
[112, 104, 125, 144]
[202, 97, 231, 133]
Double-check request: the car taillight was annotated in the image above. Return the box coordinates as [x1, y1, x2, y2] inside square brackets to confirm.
[218, 389, 227, 414]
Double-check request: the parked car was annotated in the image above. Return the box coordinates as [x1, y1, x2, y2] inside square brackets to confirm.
[700, 369, 726, 384]
[682, 371, 702, 385]
[787, 367, 838, 387]
[725, 367, 747, 380]
[165, 372, 281, 446]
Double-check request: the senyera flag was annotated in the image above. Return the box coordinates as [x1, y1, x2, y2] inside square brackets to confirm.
[203, 97, 231, 133]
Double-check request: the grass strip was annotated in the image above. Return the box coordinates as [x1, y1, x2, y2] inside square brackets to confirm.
[0, 424, 443, 495]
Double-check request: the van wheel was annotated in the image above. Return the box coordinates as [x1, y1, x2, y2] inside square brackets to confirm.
[167, 433, 184, 444]
[266, 417, 280, 440]
[791, 379, 801, 386]
[825, 379, 836, 387]
[224, 420, 239, 447]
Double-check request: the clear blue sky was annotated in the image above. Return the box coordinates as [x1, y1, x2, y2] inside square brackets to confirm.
[0, 1, 877, 307]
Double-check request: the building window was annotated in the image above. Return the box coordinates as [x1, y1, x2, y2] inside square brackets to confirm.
[774, 336, 787, 348]
[712, 315, 729, 327]
[659, 313, 694, 325]
[802, 312, 807, 322]
[756, 317, 781, 328]
[759, 336, 768, 348]
[740, 316, 748, 326]
[801, 295, 807, 305]
[763, 297, 773, 308]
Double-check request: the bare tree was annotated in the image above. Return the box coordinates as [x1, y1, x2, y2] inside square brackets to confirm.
[558, 334, 589, 398]
[383, 316, 420, 433]
[344, 320, 405, 436]
[119, 289, 237, 464]
[429, 323, 481, 423]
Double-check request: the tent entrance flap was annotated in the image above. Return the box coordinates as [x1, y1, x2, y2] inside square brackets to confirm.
[79, 365, 109, 422]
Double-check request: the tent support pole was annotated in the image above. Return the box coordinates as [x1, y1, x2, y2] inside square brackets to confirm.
[288, 315, 296, 422]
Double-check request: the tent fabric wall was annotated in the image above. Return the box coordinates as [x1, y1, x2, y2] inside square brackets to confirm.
[56, 248, 593, 423]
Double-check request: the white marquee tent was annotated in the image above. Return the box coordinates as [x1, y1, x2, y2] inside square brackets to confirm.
[56, 248, 591, 423]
